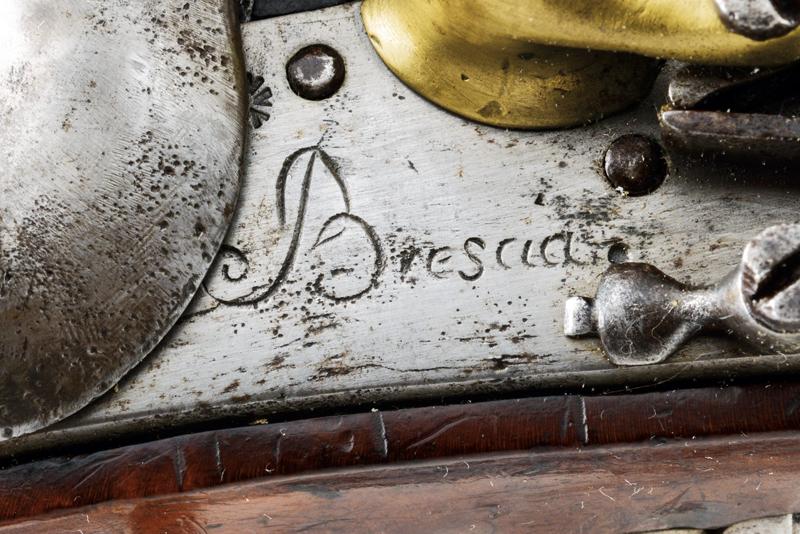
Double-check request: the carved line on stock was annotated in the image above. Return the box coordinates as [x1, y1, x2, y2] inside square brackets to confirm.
[9, 382, 800, 526]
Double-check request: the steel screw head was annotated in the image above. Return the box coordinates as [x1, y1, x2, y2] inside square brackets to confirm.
[741, 223, 800, 333]
[286, 44, 345, 101]
[714, 0, 800, 41]
[603, 134, 668, 197]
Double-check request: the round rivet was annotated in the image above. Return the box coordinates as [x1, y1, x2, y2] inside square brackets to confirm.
[603, 134, 667, 196]
[286, 44, 345, 101]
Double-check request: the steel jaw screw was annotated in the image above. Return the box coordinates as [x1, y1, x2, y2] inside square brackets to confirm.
[564, 224, 800, 366]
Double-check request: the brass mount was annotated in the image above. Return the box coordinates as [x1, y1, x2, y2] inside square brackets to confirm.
[361, 0, 800, 129]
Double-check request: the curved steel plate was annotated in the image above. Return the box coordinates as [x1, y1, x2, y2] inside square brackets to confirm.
[0, 0, 246, 439]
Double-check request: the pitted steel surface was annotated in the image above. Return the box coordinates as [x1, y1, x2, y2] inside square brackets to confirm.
[0, 0, 247, 439]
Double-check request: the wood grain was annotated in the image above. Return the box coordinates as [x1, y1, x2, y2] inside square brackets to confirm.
[3, 381, 800, 522]
[3, 432, 800, 533]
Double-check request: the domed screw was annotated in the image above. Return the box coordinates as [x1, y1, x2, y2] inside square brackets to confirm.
[286, 44, 345, 101]
[603, 134, 668, 196]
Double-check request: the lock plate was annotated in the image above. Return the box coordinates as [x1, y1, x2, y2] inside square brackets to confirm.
[7, 3, 800, 456]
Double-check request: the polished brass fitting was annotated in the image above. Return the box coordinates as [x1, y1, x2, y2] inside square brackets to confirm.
[361, 0, 800, 129]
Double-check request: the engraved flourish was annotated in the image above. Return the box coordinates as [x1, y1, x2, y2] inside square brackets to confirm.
[204, 146, 384, 305]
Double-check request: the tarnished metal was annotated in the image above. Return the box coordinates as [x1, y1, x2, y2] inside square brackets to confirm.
[564, 224, 800, 366]
[665, 64, 788, 109]
[715, 0, 800, 40]
[603, 135, 668, 196]
[286, 44, 346, 101]
[0, 0, 247, 439]
[660, 111, 800, 159]
[660, 63, 800, 159]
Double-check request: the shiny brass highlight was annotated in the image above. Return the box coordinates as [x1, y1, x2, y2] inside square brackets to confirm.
[361, 0, 800, 129]
[361, 0, 659, 129]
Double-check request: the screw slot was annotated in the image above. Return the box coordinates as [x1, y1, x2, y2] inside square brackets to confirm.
[750, 248, 800, 304]
[742, 224, 800, 333]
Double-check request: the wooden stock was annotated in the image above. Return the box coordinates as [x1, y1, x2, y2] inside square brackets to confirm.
[3, 432, 800, 533]
[2, 381, 800, 525]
